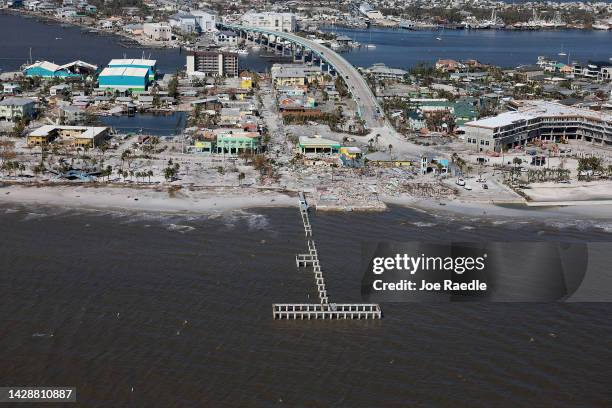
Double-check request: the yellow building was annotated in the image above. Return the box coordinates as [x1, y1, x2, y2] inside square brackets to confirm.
[240, 75, 253, 90]
[27, 125, 109, 148]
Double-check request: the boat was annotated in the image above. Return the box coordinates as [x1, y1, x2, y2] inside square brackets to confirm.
[236, 48, 249, 55]
[366, 44, 376, 48]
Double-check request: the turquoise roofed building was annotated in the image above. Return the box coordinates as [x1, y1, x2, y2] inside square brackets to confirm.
[24, 60, 98, 79]
[98, 67, 150, 91]
[107, 59, 157, 81]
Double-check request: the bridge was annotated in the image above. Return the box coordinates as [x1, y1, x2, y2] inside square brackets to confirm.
[218, 23, 383, 129]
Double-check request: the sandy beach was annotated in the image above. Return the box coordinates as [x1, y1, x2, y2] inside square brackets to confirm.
[384, 194, 612, 220]
[3, 182, 612, 221]
[0, 183, 297, 214]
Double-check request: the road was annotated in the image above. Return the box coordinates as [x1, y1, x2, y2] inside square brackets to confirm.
[221, 24, 382, 128]
[222, 23, 432, 157]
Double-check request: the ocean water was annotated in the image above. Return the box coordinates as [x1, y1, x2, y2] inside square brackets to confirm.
[1, 203, 611, 406]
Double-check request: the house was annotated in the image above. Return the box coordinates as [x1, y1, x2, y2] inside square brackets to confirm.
[50, 84, 71, 96]
[216, 30, 238, 45]
[26, 125, 108, 148]
[60, 105, 87, 125]
[435, 59, 463, 72]
[365, 63, 407, 80]
[271, 64, 322, 87]
[143, 23, 172, 41]
[0, 97, 36, 121]
[1, 83, 21, 94]
[298, 136, 340, 155]
[168, 12, 198, 33]
[214, 129, 261, 155]
[191, 10, 217, 33]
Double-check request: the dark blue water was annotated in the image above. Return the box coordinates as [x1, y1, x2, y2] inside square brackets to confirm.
[99, 112, 187, 136]
[0, 203, 611, 406]
[2, 12, 611, 76]
[324, 26, 612, 69]
[0, 13, 276, 74]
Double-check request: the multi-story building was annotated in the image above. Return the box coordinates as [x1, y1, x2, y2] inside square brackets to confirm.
[464, 100, 612, 152]
[0, 97, 36, 121]
[26, 125, 109, 148]
[191, 10, 217, 33]
[143, 23, 172, 41]
[270, 64, 322, 87]
[186, 51, 238, 77]
[240, 12, 297, 32]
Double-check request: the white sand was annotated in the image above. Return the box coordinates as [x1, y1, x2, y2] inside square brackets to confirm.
[0, 184, 297, 214]
[383, 194, 612, 220]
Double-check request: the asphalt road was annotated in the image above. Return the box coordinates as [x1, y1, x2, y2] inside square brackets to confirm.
[222, 24, 383, 129]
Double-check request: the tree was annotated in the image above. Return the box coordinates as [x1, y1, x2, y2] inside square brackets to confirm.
[168, 73, 180, 99]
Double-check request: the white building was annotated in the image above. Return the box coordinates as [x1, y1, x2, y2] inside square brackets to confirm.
[143, 23, 172, 41]
[240, 12, 297, 32]
[464, 100, 612, 152]
[191, 10, 217, 33]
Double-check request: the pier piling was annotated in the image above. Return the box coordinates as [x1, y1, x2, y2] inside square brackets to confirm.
[272, 193, 382, 320]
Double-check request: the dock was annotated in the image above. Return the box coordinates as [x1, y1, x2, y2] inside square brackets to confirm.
[273, 304, 382, 320]
[272, 192, 382, 320]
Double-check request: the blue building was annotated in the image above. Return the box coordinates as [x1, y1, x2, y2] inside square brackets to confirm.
[24, 60, 98, 79]
[98, 67, 150, 91]
[107, 59, 157, 81]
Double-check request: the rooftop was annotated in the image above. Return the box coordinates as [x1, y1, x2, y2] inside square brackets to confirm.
[465, 100, 612, 129]
[0, 97, 35, 106]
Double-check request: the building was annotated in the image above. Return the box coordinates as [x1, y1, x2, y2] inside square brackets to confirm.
[168, 12, 198, 33]
[240, 12, 297, 32]
[143, 23, 172, 41]
[2, 83, 21, 94]
[215, 129, 261, 155]
[298, 136, 340, 155]
[24, 60, 98, 78]
[464, 100, 612, 152]
[98, 67, 150, 91]
[191, 10, 217, 33]
[60, 105, 87, 124]
[365, 63, 407, 80]
[0, 97, 36, 121]
[107, 59, 157, 81]
[26, 125, 108, 148]
[216, 30, 238, 45]
[271, 64, 322, 87]
[186, 51, 238, 78]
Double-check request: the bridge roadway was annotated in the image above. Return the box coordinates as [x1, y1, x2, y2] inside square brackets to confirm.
[219, 23, 383, 130]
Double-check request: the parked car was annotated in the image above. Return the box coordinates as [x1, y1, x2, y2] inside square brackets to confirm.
[455, 178, 466, 186]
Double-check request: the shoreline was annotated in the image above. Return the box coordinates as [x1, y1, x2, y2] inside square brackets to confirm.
[0, 183, 298, 215]
[3, 183, 612, 221]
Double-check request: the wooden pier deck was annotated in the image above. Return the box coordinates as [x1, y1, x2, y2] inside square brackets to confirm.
[273, 304, 382, 320]
[272, 193, 382, 320]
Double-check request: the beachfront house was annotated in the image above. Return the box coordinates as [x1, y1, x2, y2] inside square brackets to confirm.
[0, 97, 36, 121]
[26, 125, 108, 148]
